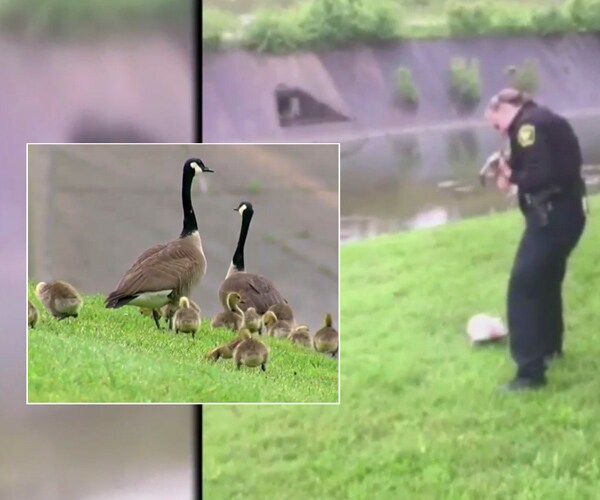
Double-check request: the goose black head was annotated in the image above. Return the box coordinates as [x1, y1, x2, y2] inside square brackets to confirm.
[234, 201, 254, 214]
[185, 158, 213, 174]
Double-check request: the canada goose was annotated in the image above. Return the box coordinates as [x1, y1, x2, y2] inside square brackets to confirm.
[243, 307, 262, 335]
[288, 325, 312, 348]
[28, 300, 39, 328]
[263, 310, 292, 338]
[313, 313, 338, 357]
[211, 292, 244, 332]
[35, 281, 83, 320]
[105, 158, 213, 329]
[206, 330, 246, 361]
[161, 298, 200, 330]
[173, 297, 201, 338]
[218, 202, 287, 315]
[232, 328, 269, 371]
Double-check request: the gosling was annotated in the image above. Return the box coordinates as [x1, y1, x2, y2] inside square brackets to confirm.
[288, 325, 312, 348]
[313, 313, 338, 357]
[206, 331, 247, 361]
[232, 328, 269, 372]
[263, 310, 292, 338]
[162, 298, 200, 330]
[267, 303, 295, 326]
[244, 307, 262, 335]
[212, 292, 244, 332]
[28, 300, 39, 328]
[173, 297, 201, 338]
[35, 281, 83, 320]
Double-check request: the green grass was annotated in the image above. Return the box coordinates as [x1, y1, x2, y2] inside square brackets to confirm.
[27, 289, 338, 403]
[204, 195, 600, 498]
[203, 0, 600, 53]
[0, 0, 190, 39]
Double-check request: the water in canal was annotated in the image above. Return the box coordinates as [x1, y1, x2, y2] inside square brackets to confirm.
[341, 114, 600, 242]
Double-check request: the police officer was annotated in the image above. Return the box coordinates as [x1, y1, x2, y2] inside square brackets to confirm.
[484, 88, 587, 391]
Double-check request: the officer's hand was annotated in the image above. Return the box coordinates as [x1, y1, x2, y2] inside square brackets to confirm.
[498, 157, 512, 178]
[496, 173, 511, 191]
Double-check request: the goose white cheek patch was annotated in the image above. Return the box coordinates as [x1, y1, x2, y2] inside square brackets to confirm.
[190, 161, 201, 173]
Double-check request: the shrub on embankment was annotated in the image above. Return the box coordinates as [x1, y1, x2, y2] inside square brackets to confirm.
[203, 0, 600, 53]
[395, 67, 420, 107]
[0, 0, 189, 38]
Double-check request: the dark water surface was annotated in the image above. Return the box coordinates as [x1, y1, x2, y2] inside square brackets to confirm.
[341, 114, 600, 242]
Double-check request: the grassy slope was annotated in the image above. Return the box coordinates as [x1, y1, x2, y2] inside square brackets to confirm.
[204, 195, 600, 498]
[27, 289, 338, 403]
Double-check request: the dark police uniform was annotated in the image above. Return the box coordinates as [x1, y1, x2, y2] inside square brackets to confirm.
[506, 101, 587, 387]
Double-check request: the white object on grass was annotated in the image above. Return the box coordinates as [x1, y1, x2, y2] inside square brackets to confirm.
[467, 314, 507, 344]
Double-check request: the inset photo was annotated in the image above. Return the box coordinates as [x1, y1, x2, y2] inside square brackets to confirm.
[27, 143, 339, 404]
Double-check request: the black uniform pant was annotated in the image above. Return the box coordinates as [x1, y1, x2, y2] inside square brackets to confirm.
[507, 195, 586, 379]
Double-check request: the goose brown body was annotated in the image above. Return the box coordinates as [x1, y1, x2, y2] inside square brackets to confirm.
[35, 281, 83, 320]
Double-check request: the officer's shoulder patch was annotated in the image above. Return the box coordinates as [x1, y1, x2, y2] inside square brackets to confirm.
[517, 123, 536, 147]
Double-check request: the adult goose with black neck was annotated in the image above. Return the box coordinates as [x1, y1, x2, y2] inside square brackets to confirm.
[218, 201, 287, 315]
[105, 158, 213, 329]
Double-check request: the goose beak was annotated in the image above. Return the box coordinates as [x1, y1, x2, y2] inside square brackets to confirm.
[203, 167, 214, 173]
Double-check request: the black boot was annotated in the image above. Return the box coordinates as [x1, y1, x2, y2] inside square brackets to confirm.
[499, 376, 547, 392]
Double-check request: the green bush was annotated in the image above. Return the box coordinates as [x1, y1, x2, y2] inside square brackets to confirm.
[488, 5, 537, 35]
[0, 0, 189, 38]
[242, 8, 304, 53]
[507, 59, 540, 94]
[449, 57, 481, 108]
[446, 2, 493, 36]
[243, 0, 402, 53]
[568, 0, 600, 30]
[203, 8, 239, 51]
[394, 67, 419, 105]
[530, 6, 574, 35]
[300, 0, 401, 48]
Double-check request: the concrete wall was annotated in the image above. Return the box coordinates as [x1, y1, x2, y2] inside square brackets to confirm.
[203, 34, 600, 142]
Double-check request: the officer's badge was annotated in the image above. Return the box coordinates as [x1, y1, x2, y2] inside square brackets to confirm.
[517, 124, 535, 147]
